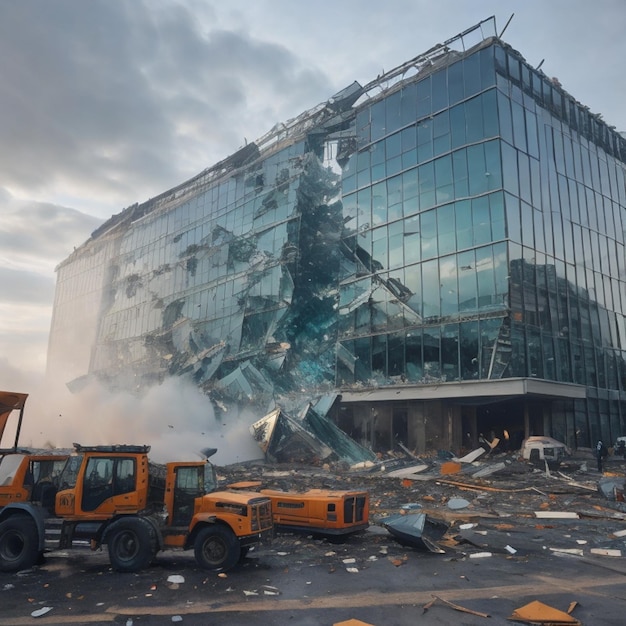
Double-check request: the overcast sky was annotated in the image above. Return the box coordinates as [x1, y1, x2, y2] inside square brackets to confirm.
[2, 0, 625, 391]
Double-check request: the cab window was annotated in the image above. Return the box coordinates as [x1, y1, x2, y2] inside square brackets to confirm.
[0, 454, 25, 486]
[82, 457, 136, 511]
[58, 455, 84, 490]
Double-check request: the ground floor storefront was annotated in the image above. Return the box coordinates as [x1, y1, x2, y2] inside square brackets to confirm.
[333, 378, 625, 455]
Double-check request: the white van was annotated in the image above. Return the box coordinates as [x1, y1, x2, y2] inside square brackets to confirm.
[521, 436, 570, 467]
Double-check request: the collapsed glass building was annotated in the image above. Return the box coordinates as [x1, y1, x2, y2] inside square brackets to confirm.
[48, 17, 626, 455]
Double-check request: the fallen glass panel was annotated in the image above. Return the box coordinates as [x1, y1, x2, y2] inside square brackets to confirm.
[299, 403, 376, 465]
[250, 409, 333, 464]
[380, 512, 449, 553]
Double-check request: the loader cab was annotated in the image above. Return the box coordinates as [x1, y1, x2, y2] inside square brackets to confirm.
[55, 444, 150, 518]
[165, 461, 217, 527]
[28, 454, 68, 511]
[0, 452, 67, 509]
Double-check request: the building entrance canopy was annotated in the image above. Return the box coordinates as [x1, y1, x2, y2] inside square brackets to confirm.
[339, 378, 586, 404]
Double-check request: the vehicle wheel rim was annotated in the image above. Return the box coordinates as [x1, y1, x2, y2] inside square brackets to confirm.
[202, 536, 226, 565]
[0, 530, 25, 562]
[115, 531, 139, 562]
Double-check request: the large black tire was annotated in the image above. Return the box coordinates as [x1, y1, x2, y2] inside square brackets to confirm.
[106, 518, 156, 572]
[194, 525, 240, 571]
[0, 516, 39, 572]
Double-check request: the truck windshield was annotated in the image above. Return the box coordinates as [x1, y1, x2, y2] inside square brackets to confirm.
[173, 463, 217, 496]
[57, 454, 83, 489]
[0, 454, 25, 486]
[204, 463, 217, 493]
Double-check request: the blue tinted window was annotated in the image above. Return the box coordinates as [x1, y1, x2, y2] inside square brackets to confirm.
[508, 53, 521, 84]
[456, 199, 472, 249]
[448, 61, 464, 105]
[511, 100, 527, 153]
[372, 182, 386, 225]
[472, 196, 491, 245]
[401, 126, 417, 152]
[498, 92, 513, 145]
[435, 155, 454, 205]
[440, 254, 458, 316]
[401, 82, 417, 125]
[467, 144, 487, 195]
[490, 193, 506, 241]
[465, 96, 484, 144]
[388, 175, 403, 206]
[431, 69, 448, 113]
[416, 76, 432, 119]
[386, 132, 402, 159]
[402, 169, 419, 202]
[404, 216, 421, 263]
[386, 155, 402, 178]
[475, 246, 495, 309]
[501, 142, 519, 197]
[480, 46, 495, 89]
[371, 141, 385, 165]
[449, 103, 466, 149]
[371, 100, 386, 141]
[457, 251, 477, 311]
[386, 91, 402, 135]
[438, 203, 456, 255]
[420, 210, 438, 260]
[494, 45, 506, 74]
[505, 193, 522, 243]
[482, 89, 499, 138]
[525, 109, 539, 158]
[433, 110, 450, 156]
[453, 150, 469, 198]
[518, 152, 531, 204]
[464, 52, 481, 98]
[418, 161, 435, 210]
[485, 140, 502, 191]
[422, 259, 440, 318]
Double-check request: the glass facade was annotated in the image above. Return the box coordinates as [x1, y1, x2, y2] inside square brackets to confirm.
[48, 29, 626, 449]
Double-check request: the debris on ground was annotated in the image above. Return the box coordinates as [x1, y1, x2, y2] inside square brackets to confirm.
[167, 575, 185, 585]
[508, 599, 581, 624]
[423, 594, 490, 618]
[219, 445, 626, 568]
[379, 513, 448, 553]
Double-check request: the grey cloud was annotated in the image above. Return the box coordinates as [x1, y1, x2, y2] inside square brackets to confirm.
[0, 199, 103, 267]
[0, 267, 54, 306]
[0, 0, 332, 204]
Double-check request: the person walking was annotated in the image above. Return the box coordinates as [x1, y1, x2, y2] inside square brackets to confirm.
[596, 440, 608, 472]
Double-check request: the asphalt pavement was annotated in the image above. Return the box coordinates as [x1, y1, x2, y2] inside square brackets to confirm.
[2, 449, 626, 625]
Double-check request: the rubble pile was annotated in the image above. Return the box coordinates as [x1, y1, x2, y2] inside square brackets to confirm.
[218, 446, 626, 563]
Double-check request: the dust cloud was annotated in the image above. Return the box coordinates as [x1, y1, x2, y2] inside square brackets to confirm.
[5, 372, 264, 466]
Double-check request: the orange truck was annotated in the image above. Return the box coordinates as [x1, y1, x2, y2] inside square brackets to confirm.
[0, 392, 273, 573]
[262, 488, 369, 536]
[229, 481, 370, 536]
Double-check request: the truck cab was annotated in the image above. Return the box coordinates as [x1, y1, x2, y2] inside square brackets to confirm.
[0, 451, 68, 510]
[160, 461, 273, 568]
[54, 444, 150, 518]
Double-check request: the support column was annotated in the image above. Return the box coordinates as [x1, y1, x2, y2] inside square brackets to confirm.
[524, 403, 530, 439]
[408, 402, 426, 455]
